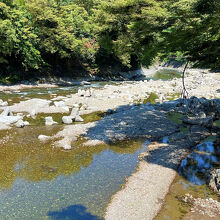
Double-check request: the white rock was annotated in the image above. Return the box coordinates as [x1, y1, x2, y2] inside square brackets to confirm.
[23, 121, 30, 126]
[0, 116, 22, 124]
[73, 104, 79, 108]
[62, 116, 73, 124]
[0, 101, 8, 107]
[30, 110, 36, 118]
[61, 106, 69, 112]
[10, 98, 51, 113]
[0, 107, 12, 116]
[70, 107, 79, 119]
[75, 115, 84, 122]
[45, 116, 57, 126]
[85, 90, 91, 97]
[78, 89, 85, 97]
[54, 101, 66, 107]
[80, 104, 88, 111]
[38, 135, 50, 142]
[15, 120, 25, 128]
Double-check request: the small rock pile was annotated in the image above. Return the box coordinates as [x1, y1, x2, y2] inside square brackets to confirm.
[183, 194, 220, 218]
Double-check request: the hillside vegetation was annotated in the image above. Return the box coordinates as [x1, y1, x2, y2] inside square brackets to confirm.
[0, 0, 219, 78]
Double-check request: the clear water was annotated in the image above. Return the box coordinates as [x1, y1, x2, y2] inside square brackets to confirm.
[0, 82, 109, 105]
[0, 127, 147, 219]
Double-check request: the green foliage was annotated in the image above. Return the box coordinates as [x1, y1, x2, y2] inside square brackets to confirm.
[161, 0, 220, 69]
[95, 0, 168, 67]
[0, 0, 219, 76]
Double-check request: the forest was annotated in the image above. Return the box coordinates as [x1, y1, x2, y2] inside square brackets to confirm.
[0, 0, 219, 80]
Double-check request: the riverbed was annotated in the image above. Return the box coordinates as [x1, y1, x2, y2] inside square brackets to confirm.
[0, 68, 219, 219]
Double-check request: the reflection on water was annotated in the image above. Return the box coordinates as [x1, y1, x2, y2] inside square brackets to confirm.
[0, 127, 147, 219]
[156, 139, 220, 219]
[179, 141, 220, 185]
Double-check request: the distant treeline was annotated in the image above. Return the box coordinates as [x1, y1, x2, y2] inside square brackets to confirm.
[0, 0, 219, 78]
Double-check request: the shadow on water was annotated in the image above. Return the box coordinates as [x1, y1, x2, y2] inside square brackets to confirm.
[48, 204, 101, 220]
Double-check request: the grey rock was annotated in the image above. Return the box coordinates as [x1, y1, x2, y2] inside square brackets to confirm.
[80, 81, 91, 85]
[182, 115, 213, 127]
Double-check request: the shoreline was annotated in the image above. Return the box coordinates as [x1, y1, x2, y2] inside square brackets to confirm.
[104, 128, 210, 220]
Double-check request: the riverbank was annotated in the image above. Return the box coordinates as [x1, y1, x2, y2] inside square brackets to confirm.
[0, 67, 219, 219]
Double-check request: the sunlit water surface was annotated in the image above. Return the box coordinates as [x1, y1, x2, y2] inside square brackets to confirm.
[0, 127, 147, 219]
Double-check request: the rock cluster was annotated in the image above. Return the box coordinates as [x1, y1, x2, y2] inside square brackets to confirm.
[208, 169, 220, 194]
[183, 194, 220, 218]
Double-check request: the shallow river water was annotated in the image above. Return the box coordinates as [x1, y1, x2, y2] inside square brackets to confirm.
[0, 126, 147, 219]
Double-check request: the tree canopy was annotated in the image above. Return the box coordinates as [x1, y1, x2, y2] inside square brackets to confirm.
[0, 0, 219, 77]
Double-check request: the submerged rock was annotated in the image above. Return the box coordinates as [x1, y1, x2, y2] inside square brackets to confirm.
[183, 194, 220, 219]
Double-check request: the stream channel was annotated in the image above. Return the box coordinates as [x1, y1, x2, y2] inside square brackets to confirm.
[0, 70, 218, 219]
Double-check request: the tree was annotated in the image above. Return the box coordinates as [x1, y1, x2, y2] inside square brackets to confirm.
[95, 0, 168, 67]
[160, 0, 220, 69]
